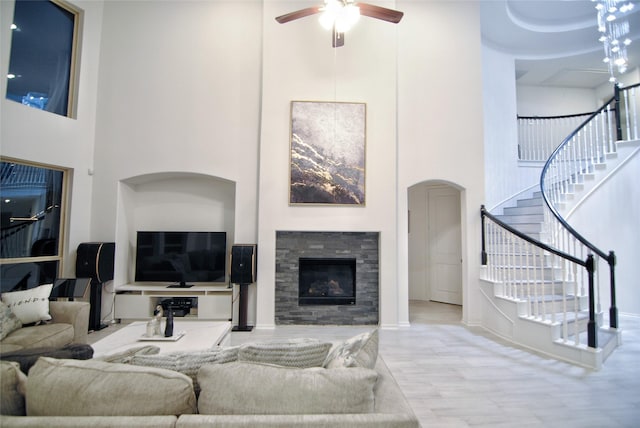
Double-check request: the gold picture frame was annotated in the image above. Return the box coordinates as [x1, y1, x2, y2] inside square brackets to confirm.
[289, 101, 366, 205]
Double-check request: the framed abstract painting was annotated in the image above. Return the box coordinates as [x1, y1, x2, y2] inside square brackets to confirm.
[289, 101, 366, 205]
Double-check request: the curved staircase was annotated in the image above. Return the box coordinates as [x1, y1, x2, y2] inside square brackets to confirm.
[480, 84, 640, 369]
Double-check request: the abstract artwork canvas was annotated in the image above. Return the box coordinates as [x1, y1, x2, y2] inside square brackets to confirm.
[289, 101, 366, 205]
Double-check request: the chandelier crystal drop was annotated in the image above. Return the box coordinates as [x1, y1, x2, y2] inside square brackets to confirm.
[594, 0, 634, 82]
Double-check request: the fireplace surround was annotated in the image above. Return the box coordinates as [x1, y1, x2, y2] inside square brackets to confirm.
[275, 231, 379, 325]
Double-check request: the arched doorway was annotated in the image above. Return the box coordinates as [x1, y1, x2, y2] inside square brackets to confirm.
[408, 181, 462, 312]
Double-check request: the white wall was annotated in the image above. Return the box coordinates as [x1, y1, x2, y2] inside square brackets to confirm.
[257, 0, 400, 327]
[516, 85, 599, 116]
[397, 1, 485, 326]
[407, 184, 428, 301]
[482, 47, 543, 212]
[566, 146, 640, 316]
[1, 0, 559, 326]
[91, 1, 263, 295]
[0, 0, 104, 277]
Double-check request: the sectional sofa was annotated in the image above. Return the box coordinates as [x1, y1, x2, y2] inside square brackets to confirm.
[1, 330, 420, 427]
[0, 301, 89, 353]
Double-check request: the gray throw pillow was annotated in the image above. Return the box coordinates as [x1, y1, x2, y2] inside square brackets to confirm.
[131, 346, 239, 395]
[0, 301, 22, 341]
[0, 343, 94, 373]
[95, 345, 161, 364]
[324, 329, 379, 369]
[238, 338, 332, 368]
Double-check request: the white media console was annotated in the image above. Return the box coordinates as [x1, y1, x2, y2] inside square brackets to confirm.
[114, 284, 232, 321]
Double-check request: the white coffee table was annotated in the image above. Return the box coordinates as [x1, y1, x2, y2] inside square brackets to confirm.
[91, 320, 232, 357]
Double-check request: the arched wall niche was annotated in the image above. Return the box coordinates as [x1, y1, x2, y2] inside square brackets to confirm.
[114, 172, 236, 285]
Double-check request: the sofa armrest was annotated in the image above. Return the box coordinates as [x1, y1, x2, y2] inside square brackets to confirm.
[49, 301, 90, 344]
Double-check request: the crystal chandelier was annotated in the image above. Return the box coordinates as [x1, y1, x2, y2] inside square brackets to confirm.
[594, 0, 635, 82]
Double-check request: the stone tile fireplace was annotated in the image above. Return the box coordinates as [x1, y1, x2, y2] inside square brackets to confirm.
[275, 231, 379, 325]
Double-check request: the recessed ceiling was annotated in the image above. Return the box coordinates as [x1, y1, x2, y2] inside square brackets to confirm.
[481, 0, 640, 88]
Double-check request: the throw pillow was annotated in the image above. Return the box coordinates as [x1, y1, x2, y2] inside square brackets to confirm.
[26, 357, 197, 416]
[0, 301, 22, 341]
[0, 343, 94, 373]
[324, 329, 379, 369]
[94, 345, 161, 364]
[198, 362, 378, 415]
[0, 361, 27, 416]
[238, 338, 333, 368]
[1, 284, 53, 325]
[131, 346, 239, 395]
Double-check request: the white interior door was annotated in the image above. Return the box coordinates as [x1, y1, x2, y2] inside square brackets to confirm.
[427, 186, 462, 305]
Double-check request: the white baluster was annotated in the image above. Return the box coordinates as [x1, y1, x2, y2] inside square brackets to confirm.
[562, 261, 568, 341]
[631, 88, 638, 140]
[570, 261, 578, 345]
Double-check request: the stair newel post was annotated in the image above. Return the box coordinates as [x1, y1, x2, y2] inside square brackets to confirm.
[614, 83, 623, 141]
[481, 206, 488, 265]
[586, 254, 598, 349]
[608, 251, 618, 329]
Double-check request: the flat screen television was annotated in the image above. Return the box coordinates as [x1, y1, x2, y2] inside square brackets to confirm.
[135, 231, 227, 288]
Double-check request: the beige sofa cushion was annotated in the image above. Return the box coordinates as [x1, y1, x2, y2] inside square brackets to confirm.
[198, 362, 377, 415]
[0, 323, 74, 351]
[0, 360, 27, 416]
[26, 357, 197, 416]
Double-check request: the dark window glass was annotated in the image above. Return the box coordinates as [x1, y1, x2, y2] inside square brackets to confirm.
[0, 160, 66, 292]
[0, 261, 58, 293]
[6, 0, 78, 117]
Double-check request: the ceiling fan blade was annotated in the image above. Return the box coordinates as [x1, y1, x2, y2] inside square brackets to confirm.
[358, 3, 404, 23]
[275, 6, 322, 24]
[333, 27, 345, 48]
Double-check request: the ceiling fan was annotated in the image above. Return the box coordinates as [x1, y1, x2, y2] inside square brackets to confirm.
[275, 0, 404, 48]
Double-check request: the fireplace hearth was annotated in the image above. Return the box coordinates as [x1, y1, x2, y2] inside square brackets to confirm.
[298, 258, 356, 305]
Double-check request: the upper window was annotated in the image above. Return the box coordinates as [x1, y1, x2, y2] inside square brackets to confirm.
[0, 158, 68, 292]
[5, 0, 81, 118]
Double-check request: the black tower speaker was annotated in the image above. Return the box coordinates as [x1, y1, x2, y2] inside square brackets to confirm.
[76, 242, 115, 283]
[230, 244, 257, 284]
[230, 244, 256, 332]
[76, 242, 115, 332]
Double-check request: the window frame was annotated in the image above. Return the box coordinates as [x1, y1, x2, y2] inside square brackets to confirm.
[5, 0, 83, 118]
[0, 157, 70, 284]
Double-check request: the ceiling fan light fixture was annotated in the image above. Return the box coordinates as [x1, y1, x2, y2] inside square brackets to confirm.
[319, 0, 341, 30]
[276, 1, 403, 47]
[335, 4, 360, 32]
[319, 1, 360, 33]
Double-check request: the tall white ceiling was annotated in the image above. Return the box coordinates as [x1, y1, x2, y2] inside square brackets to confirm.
[480, 0, 640, 88]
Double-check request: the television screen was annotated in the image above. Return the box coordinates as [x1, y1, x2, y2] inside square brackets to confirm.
[135, 231, 226, 287]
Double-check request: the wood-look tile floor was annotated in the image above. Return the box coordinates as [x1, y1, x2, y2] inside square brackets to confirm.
[89, 300, 640, 427]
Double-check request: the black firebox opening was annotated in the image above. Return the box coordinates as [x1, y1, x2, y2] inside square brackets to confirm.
[298, 258, 356, 305]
